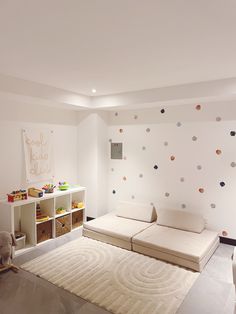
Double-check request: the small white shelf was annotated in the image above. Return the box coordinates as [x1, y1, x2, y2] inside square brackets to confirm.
[0, 186, 86, 256]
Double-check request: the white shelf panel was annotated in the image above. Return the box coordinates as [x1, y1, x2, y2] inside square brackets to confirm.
[36, 217, 54, 225]
[55, 212, 70, 218]
[71, 207, 85, 213]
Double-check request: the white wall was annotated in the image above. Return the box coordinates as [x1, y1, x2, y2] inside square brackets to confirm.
[77, 111, 108, 218]
[107, 101, 236, 239]
[0, 100, 78, 199]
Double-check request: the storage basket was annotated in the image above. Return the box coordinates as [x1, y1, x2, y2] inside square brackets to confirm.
[37, 220, 52, 244]
[72, 210, 83, 229]
[56, 214, 71, 237]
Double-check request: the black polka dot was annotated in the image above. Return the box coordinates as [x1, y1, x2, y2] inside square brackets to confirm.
[230, 131, 236, 136]
[220, 181, 225, 187]
[176, 122, 182, 127]
[192, 136, 197, 141]
[154, 165, 158, 170]
[210, 203, 216, 209]
[160, 108, 165, 114]
[115, 112, 118, 116]
[112, 190, 116, 194]
[231, 162, 236, 167]
[146, 128, 150, 133]
[165, 192, 170, 197]
[181, 204, 186, 209]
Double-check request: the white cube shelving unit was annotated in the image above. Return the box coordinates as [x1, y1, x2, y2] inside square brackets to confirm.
[0, 186, 86, 256]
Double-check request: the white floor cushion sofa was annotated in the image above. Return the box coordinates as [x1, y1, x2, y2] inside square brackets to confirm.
[83, 202, 219, 272]
[83, 202, 157, 250]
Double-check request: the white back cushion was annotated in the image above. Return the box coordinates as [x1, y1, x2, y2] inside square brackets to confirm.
[157, 208, 205, 233]
[116, 201, 157, 223]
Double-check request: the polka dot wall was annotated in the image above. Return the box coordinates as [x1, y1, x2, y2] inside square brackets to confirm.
[108, 102, 236, 239]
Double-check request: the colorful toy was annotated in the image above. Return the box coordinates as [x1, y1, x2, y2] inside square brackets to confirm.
[28, 187, 43, 198]
[36, 203, 49, 222]
[72, 201, 84, 209]
[56, 207, 66, 215]
[58, 181, 70, 191]
[42, 184, 55, 193]
[7, 190, 27, 202]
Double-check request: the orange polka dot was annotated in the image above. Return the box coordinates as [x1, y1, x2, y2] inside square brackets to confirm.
[195, 104, 201, 110]
[198, 188, 204, 193]
[216, 149, 222, 155]
[222, 230, 228, 237]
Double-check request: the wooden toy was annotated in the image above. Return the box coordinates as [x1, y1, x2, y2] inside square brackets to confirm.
[28, 187, 43, 198]
[36, 204, 49, 222]
[72, 201, 84, 209]
[7, 190, 27, 202]
[56, 207, 66, 215]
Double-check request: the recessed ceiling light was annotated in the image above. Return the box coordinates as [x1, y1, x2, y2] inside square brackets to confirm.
[92, 89, 97, 94]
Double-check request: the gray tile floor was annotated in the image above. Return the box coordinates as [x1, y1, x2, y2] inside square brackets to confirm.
[0, 230, 235, 314]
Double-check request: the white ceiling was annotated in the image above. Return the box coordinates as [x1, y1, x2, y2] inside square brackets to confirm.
[0, 0, 236, 98]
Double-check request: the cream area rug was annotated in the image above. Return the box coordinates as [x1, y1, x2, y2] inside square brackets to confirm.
[21, 237, 199, 314]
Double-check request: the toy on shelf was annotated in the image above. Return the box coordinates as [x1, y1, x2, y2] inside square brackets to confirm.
[56, 207, 66, 215]
[28, 187, 43, 198]
[72, 201, 84, 209]
[58, 181, 70, 191]
[36, 204, 49, 222]
[7, 190, 27, 202]
[42, 184, 55, 193]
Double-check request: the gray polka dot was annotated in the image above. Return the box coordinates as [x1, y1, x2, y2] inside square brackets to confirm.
[150, 202, 154, 206]
[164, 141, 168, 146]
[180, 177, 185, 182]
[176, 122, 182, 127]
[131, 195, 135, 199]
[197, 165, 202, 170]
[192, 136, 197, 141]
[231, 162, 236, 168]
[142, 146, 146, 150]
[181, 204, 186, 209]
[134, 115, 138, 120]
[139, 174, 143, 178]
[115, 112, 118, 116]
[123, 156, 127, 160]
[109, 139, 112, 143]
[210, 203, 216, 209]
[146, 128, 151, 133]
[165, 192, 170, 197]
[216, 117, 221, 122]
[111, 168, 114, 172]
